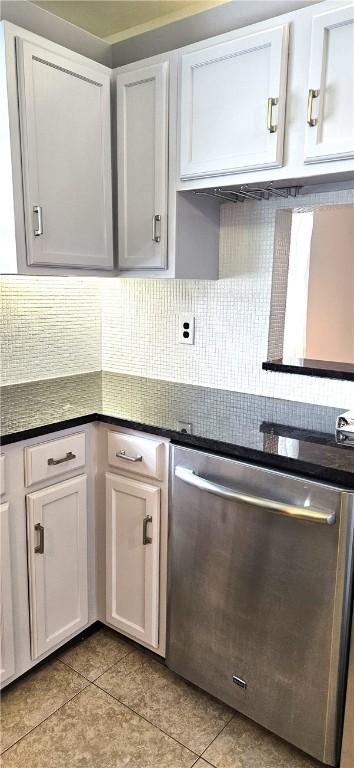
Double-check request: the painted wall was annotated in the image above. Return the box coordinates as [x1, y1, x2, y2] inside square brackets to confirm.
[1, 189, 353, 409]
[306, 205, 354, 363]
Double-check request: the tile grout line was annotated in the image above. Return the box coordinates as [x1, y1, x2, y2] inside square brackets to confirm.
[57, 645, 135, 683]
[3, 641, 232, 765]
[90, 679, 201, 761]
[198, 712, 235, 765]
[90, 648, 235, 763]
[0, 687, 88, 757]
[55, 657, 97, 682]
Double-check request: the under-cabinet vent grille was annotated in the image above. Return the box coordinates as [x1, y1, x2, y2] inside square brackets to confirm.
[194, 183, 302, 204]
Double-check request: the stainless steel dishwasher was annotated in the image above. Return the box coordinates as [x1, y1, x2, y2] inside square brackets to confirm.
[167, 445, 354, 766]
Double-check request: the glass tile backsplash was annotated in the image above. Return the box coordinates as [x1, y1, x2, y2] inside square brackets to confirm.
[1, 188, 353, 408]
[1, 276, 101, 385]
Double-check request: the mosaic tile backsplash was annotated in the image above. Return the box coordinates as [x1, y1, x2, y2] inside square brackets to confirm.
[1, 277, 101, 385]
[101, 189, 354, 408]
[1, 188, 353, 408]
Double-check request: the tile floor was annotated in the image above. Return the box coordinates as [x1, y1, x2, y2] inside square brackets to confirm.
[1, 627, 323, 767]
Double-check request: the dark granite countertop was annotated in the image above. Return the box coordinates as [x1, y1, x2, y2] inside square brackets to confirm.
[1, 371, 354, 488]
[263, 358, 354, 381]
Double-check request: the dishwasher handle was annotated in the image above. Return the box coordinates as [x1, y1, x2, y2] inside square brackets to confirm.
[175, 466, 336, 525]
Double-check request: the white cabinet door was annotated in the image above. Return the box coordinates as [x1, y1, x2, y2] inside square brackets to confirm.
[26, 475, 88, 659]
[179, 24, 289, 179]
[106, 473, 160, 647]
[0, 502, 15, 684]
[16, 39, 113, 270]
[117, 62, 168, 270]
[304, 4, 354, 163]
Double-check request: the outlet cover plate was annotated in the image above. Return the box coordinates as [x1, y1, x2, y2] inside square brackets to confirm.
[179, 314, 195, 345]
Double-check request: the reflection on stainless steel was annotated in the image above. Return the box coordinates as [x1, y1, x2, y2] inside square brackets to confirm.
[175, 465, 336, 524]
[167, 445, 354, 766]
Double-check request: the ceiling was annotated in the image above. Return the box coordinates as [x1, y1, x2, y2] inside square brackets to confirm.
[32, 1, 230, 43]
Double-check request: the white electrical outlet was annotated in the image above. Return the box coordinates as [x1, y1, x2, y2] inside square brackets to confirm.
[178, 314, 195, 344]
[177, 421, 193, 434]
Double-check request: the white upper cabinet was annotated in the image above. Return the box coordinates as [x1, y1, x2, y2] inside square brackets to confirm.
[26, 475, 88, 659]
[179, 24, 289, 180]
[16, 39, 113, 270]
[304, 4, 354, 163]
[117, 62, 168, 271]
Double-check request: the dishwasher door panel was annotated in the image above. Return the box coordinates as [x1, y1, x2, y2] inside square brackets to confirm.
[167, 445, 354, 766]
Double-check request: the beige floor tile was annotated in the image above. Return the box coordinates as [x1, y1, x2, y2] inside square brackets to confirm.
[1, 685, 196, 768]
[203, 714, 322, 768]
[58, 627, 132, 681]
[0, 659, 88, 753]
[193, 761, 215, 767]
[96, 648, 233, 754]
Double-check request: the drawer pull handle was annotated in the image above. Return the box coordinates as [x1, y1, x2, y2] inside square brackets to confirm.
[267, 97, 278, 133]
[116, 450, 143, 463]
[33, 205, 43, 236]
[307, 88, 319, 127]
[34, 523, 44, 554]
[48, 451, 76, 466]
[152, 214, 161, 243]
[143, 515, 152, 545]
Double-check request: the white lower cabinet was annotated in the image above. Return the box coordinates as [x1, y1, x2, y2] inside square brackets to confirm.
[26, 475, 88, 659]
[106, 472, 160, 648]
[0, 502, 15, 684]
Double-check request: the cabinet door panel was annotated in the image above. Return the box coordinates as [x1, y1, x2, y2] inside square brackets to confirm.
[16, 39, 113, 269]
[0, 502, 15, 684]
[27, 475, 88, 659]
[106, 473, 160, 647]
[117, 62, 168, 270]
[179, 25, 289, 179]
[304, 5, 354, 163]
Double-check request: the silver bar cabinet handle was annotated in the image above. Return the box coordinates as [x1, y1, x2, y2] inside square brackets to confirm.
[143, 515, 152, 545]
[152, 214, 161, 243]
[48, 451, 76, 466]
[116, 450, 142, 463]
[33, 205, 43, 236]
[307, 89, 319, 127]
[267, 97, 279, 133]
[175, 466, 336, 525]
[34, 523, 44, 554]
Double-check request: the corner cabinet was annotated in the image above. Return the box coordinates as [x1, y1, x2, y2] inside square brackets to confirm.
[304, 4, 354, 163]
[117, 62, 169, 271]
[106, 473, 160, 648]
[179, 24, 289, 179]
[0, 502, 15, 684]
[16, 39, 113, 270]
[1, 22, 113, 275]
[26, 475, 88, 659]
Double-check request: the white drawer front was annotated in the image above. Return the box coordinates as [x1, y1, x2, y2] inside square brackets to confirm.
[25, 433, 86, 486]
[0, 455, 5, 496]
[108, 432, 164, 480]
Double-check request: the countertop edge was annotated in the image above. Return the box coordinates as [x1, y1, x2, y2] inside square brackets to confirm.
[262, 361, 354, 382]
